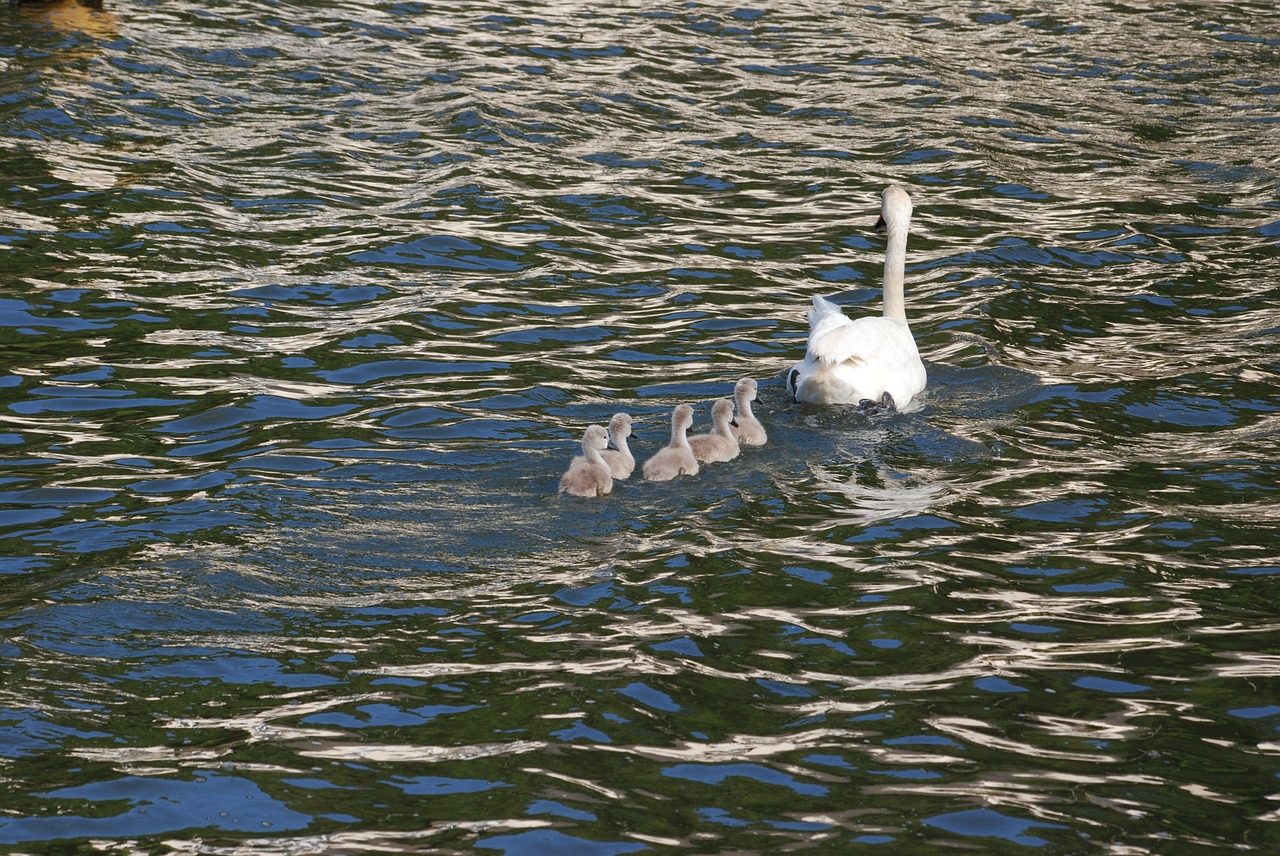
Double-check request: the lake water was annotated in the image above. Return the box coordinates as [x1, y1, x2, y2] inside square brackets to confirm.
[2, 0, 1278, 852]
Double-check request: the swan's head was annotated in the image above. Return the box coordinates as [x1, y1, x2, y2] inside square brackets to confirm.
[583, 424, 609, 451]
[712, 398, 737, 427]
[735, 376, 757, 402]
[672, 403, 694, 431]
[875, 185, 913, 234]
[609, 412, 633, 439]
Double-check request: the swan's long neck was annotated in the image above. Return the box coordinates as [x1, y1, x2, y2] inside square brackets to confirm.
[736, 392, 755, 422]
[881, 222, 909, 323]
[584, 439, 606, 465]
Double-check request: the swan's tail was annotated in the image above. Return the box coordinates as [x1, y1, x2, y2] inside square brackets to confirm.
[807, 294, 845, 329]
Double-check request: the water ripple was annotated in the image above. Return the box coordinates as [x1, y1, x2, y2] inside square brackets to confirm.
[2, 0, 1278, 852]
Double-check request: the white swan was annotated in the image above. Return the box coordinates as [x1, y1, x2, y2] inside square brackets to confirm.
[643, 404, 699, 481]
[731, 377, 767, 446]
[600, 412, 635, 479]
[785, 185, 927, 410]
[559, 425, 613, 497]
[688, 398, 740, 464]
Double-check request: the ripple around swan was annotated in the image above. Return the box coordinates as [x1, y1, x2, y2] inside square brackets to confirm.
[2, 0, 1280, 852]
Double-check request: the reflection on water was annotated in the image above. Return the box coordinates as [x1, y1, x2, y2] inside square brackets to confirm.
[2, 0, 1279, 852]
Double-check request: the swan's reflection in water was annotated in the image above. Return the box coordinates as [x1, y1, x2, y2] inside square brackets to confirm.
[808, 461, 950, 529]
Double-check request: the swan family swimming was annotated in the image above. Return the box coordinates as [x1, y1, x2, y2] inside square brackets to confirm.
[560, 184, 925, 496]
[562, 378, 768, 494]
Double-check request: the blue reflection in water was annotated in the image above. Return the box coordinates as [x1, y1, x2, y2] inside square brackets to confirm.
[475, 829, 648, 855]
[925, 808, 1068, 848]
[0, 773, 311, 843]
[663, 763, 828, 797]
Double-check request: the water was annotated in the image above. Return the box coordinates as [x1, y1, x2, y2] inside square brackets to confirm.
[2, 0, 1278, 852]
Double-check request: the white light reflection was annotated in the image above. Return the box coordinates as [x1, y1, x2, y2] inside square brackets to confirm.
[945, 590, 1201, 626]
[586, 728, 860, 765]
[160, 692, 385, 743]
[158, 821, 553, 856]
[520, 766, 626, 800]
[301, 740, 545, 765]
[1180, 783, 1241, 805]
[808, 462, 951, 531]
[929, 716, 1118, 764]
[1202, 652, 1280, 680]
[368, 650, 984, 698]
[863, 774, 1147, 830]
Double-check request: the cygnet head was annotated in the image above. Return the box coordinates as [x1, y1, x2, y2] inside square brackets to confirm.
[672, 403, 694, 432]
[734, 377, 757, 403]
[712, 398, 737, 430]
[608, 412, 633, 441]
[582, 424, 609, 452]
[876, 185, 913, 234]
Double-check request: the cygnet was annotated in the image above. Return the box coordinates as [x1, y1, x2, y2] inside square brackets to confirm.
[688, 398, 740, 464]
[600, 412, 635, 479]
[731, 377, 767, 446]
[559, 425, 613, 497]
[643, 404, 699, 481]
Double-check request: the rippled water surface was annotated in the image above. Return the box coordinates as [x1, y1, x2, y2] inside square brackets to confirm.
[2, 0, 1279, 852]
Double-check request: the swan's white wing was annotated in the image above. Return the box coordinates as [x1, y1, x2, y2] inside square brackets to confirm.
[809, 314, 918, 367]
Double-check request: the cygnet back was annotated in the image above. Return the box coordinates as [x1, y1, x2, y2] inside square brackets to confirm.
[600, 412, 635, 479]
[643, 404, 699, 481]
[688, 398, 740, 463]
[732, 377, 767, 446]
[559, 425, 613, 497]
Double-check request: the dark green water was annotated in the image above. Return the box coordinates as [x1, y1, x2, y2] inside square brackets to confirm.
[2, 0, 1278, 852]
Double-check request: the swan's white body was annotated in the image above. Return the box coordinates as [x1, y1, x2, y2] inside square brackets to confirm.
[643, 404, 699, 481]
[731, 377, 767, 446]
[559, 425, 613, 497]
[600, 413, 634, 479]
[688, 399, 740, 464]
[786, 185, 926, 410]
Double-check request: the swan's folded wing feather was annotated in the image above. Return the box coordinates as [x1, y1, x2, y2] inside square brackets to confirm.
[807, 313, 867, 365]
[807, 294, 846, 329]
[808, 315, 918, 368]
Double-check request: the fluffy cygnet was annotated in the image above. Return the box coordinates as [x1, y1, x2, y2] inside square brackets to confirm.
[559, 425, 613, 497]
[643, 404, 699, 481]
[731, 377, 767, 446]
[688, 398, 740, 464]
[600, 412, 635, 479]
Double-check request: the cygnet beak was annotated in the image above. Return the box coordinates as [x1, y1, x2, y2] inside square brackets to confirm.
[874, 214, 887, 233]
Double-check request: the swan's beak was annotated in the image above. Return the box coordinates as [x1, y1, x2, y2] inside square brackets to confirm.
[874, 214, 887, 234]
[730, 419, 739, 428]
